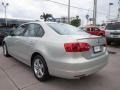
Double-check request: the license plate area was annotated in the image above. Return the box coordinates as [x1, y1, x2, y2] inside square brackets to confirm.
[93, 46, 101, 53]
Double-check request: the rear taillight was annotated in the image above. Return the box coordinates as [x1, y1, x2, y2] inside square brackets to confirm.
[64, 42, 90, 52]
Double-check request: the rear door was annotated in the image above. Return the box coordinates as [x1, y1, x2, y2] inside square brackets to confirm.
[7, 24, 26, 56]
[17, 23, 45, 62]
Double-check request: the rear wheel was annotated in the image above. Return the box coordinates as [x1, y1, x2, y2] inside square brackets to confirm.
[3, 43, 10, 57]
[32, 55, 50, 81]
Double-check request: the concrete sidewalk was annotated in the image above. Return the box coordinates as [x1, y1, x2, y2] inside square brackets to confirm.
[0, 47, 120, 90]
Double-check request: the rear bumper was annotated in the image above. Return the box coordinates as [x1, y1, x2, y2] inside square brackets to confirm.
[48, 52, 109, 79]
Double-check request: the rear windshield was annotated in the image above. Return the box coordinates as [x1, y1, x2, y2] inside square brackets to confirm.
[47, 23, 89, 35]
[106, 22, 120, 30]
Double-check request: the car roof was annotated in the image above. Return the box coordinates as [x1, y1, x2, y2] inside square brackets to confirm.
[20, 21, 65, 26]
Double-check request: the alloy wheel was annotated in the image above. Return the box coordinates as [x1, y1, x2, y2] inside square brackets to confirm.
[34, 58, 44, 78]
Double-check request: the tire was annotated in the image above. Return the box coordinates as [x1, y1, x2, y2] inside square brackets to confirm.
[3, 43, 10, 57]
[32, 55, 50, 81]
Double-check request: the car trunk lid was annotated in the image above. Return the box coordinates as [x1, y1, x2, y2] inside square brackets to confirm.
[76, 36, 107, 59]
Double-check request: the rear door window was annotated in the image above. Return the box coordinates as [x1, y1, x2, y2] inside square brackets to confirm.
[14, 24, 27, 36]
[24, 24, 34, 37]
[24, 23, 44, 37]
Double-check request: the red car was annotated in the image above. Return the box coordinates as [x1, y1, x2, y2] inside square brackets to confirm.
[84, 26, 105, 36]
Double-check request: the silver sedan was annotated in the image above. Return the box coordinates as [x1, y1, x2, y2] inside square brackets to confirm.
[3, 22, 108, 81]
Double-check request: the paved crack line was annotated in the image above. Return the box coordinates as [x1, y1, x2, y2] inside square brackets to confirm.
[20, 82, 39, 90]
[0, 65, 21, 90]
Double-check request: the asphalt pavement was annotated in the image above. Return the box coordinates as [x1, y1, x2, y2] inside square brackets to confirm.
[0, 45, 120, 90]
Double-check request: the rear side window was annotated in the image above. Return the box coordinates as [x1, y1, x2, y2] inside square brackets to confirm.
[47, 23, 89, 35]
[34, 24, 44, 37]
[14, 24, 27, 36]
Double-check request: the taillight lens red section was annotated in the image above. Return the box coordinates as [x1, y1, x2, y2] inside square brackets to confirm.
[64, 42, 90, 52]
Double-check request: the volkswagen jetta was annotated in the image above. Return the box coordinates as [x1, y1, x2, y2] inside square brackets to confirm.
[2, 22, 108, 81]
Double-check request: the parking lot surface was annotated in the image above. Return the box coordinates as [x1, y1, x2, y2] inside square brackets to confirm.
[0, 45, 120, 90]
